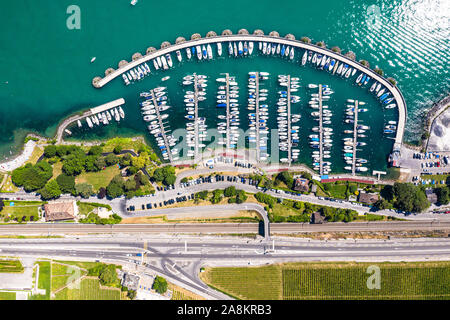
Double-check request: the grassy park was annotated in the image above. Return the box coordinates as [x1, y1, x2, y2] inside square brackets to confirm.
[200, 261, 450, 300]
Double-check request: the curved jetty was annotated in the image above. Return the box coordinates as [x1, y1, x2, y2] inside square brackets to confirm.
[92, 32, 406, 147]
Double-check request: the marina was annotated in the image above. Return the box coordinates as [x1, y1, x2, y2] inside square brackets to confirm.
[92, 32, 406, 150]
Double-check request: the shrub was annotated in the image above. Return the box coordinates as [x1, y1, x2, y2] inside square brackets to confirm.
[88, 146, 103, 156]
[105, 154, 119, 166]
[75, 183, 94, 199]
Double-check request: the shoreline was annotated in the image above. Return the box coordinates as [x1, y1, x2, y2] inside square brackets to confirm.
[424, 94, 450, 151]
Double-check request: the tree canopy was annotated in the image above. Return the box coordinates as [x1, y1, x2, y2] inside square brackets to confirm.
[152, 276, 168, 294]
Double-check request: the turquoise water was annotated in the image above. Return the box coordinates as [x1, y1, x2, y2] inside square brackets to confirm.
[0, 0, 449, 167]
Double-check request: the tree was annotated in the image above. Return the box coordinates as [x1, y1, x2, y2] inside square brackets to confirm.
[40, 180, 61, 200]
[136, 171, 150, 186]
[373, 199, 392, 210]
[181, 177, 189, 184]
[211, 189, 223, 204]
[349, 185, 358, 194]
[264, 179, 273, 189]
[224, 186, 237, 197]
[119, 153, 132, 167]
[152, 276, 168, 294]
[393, 183, 430, 213]
[75, 183, 94, 198]
[56, 174, 76, 194]
[164, 174, 176, 186]
[62, 156, 85, 176]
[196, 191, 208, 200]
[132, 152, 149, 169]
[43, 145, 57, 158]
[294, 201, 304, 211]
[276, 171, 293, 188]
[106, 182, 123, 199]
[84, 155, 100, 172]
[435, 187, 449, 205]
[94, 157, 106, 171]
[301, 171, 312, 180]
[127, 166, 138, 175]
[113, 145, 122, 155]
[125, 191, 135, 199]
[98, 265, 118, 286]
[380, 185, 394, 201]
[235, 190, 247, 204]
[98, 187, 107, 199]
[105, 153, 118, 166]
[88, 145, 103, 156]
[124, 179, 137, 192]
[12, 162, 53, 192]
[127, 290, 136, 300]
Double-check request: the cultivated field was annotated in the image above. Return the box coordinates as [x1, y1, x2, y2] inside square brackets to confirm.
[54, 277, 121, 300]
[201, 262, 450, 300]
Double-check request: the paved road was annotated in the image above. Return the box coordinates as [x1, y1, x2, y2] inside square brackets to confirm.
[1, 220, 449, 236]
[126, 180, 450, 221]
[1, 236, 449, 299]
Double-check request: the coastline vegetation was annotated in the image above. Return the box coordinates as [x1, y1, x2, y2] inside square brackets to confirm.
[10, 141, 157, 201]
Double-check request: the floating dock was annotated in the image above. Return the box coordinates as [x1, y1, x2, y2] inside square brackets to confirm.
[286, 75, 292, 165]
[318, 84, 324, 175]
[255, 72, 261, 162]
[150, 89, 173, 163]
[90, 98, 125, 115]
[351, 100, 359, 176]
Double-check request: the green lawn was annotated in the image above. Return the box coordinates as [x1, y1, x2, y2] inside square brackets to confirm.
[30, 261, 51, 300]
[201, 262, 450, 300]
[0, 259, 24, 273]
[325, 183, 348, 199]
[1, 205, 40, 221]
[0, 291, 16, 300]
[75, 166, 120, 191]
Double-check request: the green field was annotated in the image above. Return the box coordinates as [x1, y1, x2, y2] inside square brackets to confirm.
[54, 278, 121, 300]
[201, 262, 450, 300]
[0, 291, 16, 300]
[0, 259, 24, 273]
[75, 166, 120, 192]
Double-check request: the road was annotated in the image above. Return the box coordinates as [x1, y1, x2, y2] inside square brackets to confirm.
[1, 220, 449, 236]
[1, 236, 449, 299]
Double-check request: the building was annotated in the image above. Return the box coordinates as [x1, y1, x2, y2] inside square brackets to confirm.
[119, 271, 139, 291]
[358, 192, 379, 205]
[43, 201, 78, 222]
[425, 189, 438, 204]
[311, 212, 325, 224]
[294, 178, 309, 192]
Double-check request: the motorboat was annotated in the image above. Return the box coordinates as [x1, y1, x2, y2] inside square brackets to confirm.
[207, 44, 213, 59]
[176, 50, 182, 62]
[186, 48, 192, 59]
[217, 42, 222, 56]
